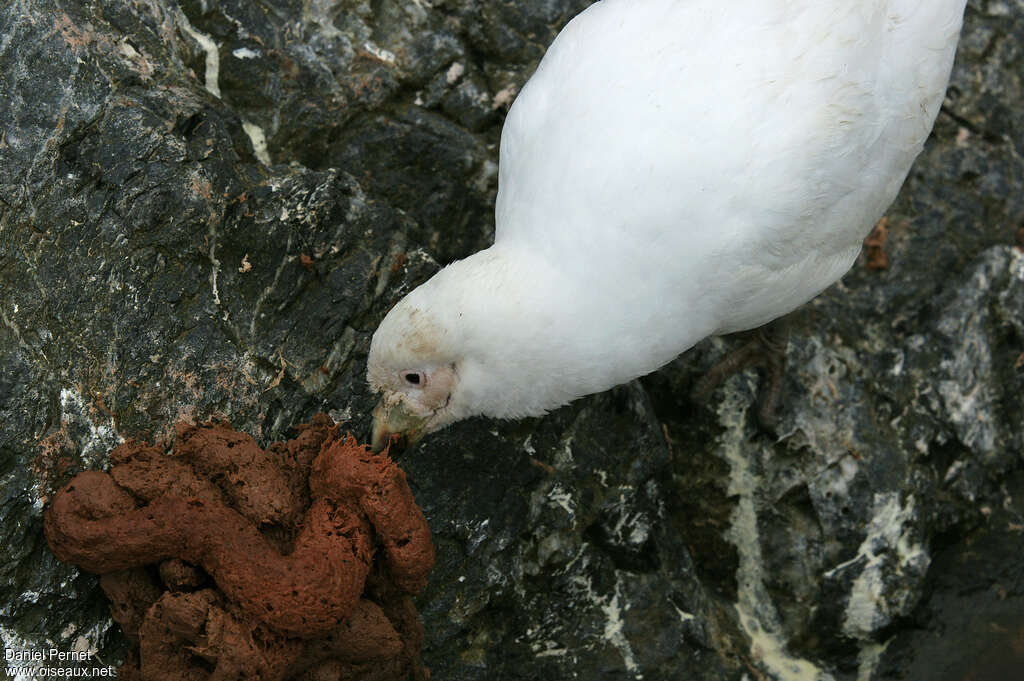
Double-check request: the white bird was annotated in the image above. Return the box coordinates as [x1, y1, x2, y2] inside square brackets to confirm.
[367, 0, 968, 451]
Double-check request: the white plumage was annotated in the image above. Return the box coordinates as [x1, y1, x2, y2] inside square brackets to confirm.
[367, 0, 967, 449]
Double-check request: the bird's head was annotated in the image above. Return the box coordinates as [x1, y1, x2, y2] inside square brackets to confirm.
[366, 284, 467, 452]
[366, 246, 595, 451]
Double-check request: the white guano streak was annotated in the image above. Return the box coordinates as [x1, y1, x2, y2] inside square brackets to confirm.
[718, 388, 835, 681]
[178, 11, 272, 165]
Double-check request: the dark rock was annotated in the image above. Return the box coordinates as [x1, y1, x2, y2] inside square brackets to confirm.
[1, 0, 1022, 679]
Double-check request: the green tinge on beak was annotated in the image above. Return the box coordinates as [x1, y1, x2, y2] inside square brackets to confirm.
[371, 399, 428, 453]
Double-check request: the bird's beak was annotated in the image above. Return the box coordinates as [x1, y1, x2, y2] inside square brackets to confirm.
[371, 399, 429, 453]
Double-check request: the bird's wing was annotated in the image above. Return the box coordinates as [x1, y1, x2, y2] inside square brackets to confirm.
[495, 0, 965, 334]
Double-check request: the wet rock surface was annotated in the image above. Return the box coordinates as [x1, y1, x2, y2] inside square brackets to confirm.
[0, 0, 1021, 679]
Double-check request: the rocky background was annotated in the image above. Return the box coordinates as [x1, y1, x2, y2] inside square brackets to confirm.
[1, 0, 1022, 679]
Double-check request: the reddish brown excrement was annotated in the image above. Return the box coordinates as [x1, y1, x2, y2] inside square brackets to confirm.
[43, 415, 434, 681]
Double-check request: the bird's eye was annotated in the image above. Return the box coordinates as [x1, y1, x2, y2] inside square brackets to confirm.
[401, 370, 425, 387]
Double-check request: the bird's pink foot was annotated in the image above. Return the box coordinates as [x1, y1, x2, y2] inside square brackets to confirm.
[692, 323, 786, 430]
